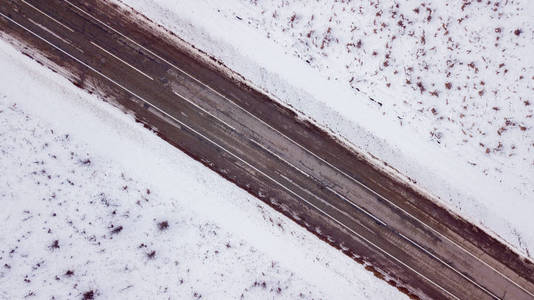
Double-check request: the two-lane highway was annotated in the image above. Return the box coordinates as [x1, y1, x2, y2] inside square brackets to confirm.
[1, 0, 533, 298]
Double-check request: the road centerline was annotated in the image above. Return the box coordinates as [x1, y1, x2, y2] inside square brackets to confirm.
[90, 41, 154, 81]
[172, 90, 236, 131]
[20, 0, 75, 33]
[27, 18, 72, 45]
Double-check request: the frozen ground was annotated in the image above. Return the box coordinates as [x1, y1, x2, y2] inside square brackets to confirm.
[0, 39, 404, 299]
[116, 0, 534, 258]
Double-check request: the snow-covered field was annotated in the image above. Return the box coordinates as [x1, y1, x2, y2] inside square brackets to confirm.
[116, 0, 534, 258]
[0, 40, 404, 299]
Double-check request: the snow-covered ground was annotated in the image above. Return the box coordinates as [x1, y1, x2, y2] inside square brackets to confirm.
[0, 39, 405, 298]
[115, 0, 534, 258]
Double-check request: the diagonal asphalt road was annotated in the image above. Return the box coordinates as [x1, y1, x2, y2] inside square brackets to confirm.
[1, 0, 533, 298]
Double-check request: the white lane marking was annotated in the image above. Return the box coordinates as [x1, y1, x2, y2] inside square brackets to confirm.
[0, 12, 462, 299]
[27, 18, 71, 45]
[278, 173, 375, 234]
[331, 187, 500, 299]
[58, 2, 534, 296]
[172, 90, 236, 131]
[278, 171, 377, 234]
[248, 138, 311, 178]
[90, 41, 153, 81]
[326, 186, 388, 227]
[332, 184, 501, 299]
[397, 231, 501, 300]
[20, 0, 75, 32]
[57, 5, 534, 294]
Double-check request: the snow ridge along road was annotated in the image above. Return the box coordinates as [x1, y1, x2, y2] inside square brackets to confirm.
[1, 0, 533, 299]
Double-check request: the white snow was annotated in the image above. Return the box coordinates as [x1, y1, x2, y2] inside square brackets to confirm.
[0, 36, 405, 298]
[114, 0, 534, 259]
